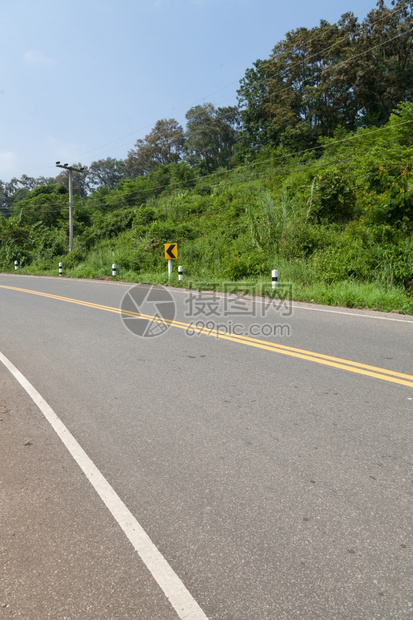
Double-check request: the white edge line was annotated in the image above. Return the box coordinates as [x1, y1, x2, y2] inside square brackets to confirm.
[0, 350, 209, 620]
[289, 304, 413, 323]
[169, 289, 413, 324]
[2, 274, 412, 323]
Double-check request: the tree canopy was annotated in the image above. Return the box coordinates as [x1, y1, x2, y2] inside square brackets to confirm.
[126, 119, 185, 177]
[237, 0, 413, 151]
[3, 1, 412, 194]
[1, 0, 412, 306]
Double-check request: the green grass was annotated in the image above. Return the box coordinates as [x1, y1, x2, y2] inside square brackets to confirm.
[4, 260, 411, 315]
[289, 280, 411, 313]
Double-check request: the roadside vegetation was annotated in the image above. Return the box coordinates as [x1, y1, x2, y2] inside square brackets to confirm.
[1, 0, 412, 314]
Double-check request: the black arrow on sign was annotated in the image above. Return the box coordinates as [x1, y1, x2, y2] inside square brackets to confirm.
[166, 244, 177, 259]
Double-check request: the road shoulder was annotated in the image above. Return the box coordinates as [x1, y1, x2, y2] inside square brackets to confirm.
[0, 364, 176, 620]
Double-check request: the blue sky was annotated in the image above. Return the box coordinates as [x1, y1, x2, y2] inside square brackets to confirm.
[0, 0, 379, 182]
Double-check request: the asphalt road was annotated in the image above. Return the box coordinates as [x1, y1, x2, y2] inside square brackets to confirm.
[0, 274, 412, 619]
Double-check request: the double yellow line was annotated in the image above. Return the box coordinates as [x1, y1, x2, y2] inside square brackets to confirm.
[1, 284, 413, 389]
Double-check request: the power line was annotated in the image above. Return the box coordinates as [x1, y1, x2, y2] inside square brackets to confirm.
[13, 2, 400, 178]
[5, 127, 412, 215]
[71, 2, 384, 164]
[3, 3, 412, 203]
[3, 2, 410, 187]
[10, 108, 411, 213]
[279, 3, 408, 79]
[80, 116, 413, 204]
[238, 24, 413, 115]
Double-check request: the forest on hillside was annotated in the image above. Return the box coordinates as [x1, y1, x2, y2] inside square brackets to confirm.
[1, 0, 412, 312]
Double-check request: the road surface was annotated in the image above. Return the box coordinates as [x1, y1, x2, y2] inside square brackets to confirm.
[0, 274, 412, 619]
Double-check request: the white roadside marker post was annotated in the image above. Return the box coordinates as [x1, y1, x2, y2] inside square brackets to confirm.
[59, 262, 63, 277]
[178, 265, 183, 281]
[112, 264, 117, 277]
[14, 260, 18, 272]
[272, 269, 278, 289]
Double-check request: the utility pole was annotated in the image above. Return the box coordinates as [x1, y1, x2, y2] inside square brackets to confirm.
[56, 162, 85, 252]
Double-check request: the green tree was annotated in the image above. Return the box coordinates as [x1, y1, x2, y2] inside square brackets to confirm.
[87, 157, 127, 190]
[236, 1, 413, 154]
[237, 59, 278, 153]
[237, 17, 360, 153]
[184, 103, 240, 173]
[352, 0, 413, 126]
[54, 163, 89, 198]
[126, 119, 185, 177]
[266, 18, 360, 148]
[12, 184, 68, 228]
[0, 180, 18, 217]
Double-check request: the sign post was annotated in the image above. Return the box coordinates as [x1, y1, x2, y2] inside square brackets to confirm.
[164, 244, 178, 280]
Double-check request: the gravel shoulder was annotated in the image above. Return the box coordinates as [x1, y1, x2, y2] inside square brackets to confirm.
[0, 364, 176, 620]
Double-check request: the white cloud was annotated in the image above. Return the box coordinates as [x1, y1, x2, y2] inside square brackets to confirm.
[23, 50, 57, 67]
[0, 151, 17, 175]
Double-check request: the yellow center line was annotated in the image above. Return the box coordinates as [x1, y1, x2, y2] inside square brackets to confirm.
[1, 284, 412, 389]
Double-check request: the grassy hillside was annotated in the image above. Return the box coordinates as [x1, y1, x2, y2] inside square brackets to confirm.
[1, 105, 413, 314]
